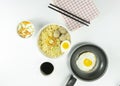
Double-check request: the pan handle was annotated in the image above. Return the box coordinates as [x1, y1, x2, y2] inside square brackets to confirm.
[66, 75, 77, 86]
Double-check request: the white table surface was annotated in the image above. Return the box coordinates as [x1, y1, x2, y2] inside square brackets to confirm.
[0, 0, 120, 86]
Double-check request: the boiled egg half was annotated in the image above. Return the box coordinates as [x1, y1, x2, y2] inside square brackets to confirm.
[76, 52, 96, 72]
[61, 40, 70, 52]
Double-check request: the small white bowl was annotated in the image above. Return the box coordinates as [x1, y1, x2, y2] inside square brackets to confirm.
[17, 21, 35, 38]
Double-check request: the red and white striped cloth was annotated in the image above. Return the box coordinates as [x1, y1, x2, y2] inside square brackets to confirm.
[53, 0, 99, 31]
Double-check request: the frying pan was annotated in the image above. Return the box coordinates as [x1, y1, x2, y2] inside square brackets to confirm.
[66, 43, 108, 86]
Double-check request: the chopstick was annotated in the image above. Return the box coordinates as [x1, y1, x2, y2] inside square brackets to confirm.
[48, 6, 89, 26]
[49, 3, 90, 24]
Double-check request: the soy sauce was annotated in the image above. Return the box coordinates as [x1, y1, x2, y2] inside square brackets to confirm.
[40, 62, 54, 75]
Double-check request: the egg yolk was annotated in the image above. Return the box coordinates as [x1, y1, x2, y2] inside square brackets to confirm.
[62, 42, 69, 49]
[83, 58, 92, 67]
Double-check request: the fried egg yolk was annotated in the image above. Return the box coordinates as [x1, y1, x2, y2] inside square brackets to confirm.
[84, 58, 92, 67]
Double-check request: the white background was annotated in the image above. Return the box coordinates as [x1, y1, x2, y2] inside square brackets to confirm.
[0, 0, 120, 86]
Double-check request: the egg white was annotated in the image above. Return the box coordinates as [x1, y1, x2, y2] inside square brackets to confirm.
[76, 52, 96, 72]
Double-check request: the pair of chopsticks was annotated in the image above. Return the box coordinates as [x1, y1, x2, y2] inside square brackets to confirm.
[48, 3, 90, 26]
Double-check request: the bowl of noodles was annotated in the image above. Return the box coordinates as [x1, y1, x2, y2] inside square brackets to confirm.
[37, 24, 71, 58]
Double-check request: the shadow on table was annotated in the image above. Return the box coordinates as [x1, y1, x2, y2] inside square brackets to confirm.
[30, 18, 52, 37]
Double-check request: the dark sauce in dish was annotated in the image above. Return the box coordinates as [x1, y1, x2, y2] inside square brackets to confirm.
[40, 62, 54, 75]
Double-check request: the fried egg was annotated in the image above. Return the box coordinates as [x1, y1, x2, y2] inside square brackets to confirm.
[61, 40, 70, 52]
[76, 52, 96, 72]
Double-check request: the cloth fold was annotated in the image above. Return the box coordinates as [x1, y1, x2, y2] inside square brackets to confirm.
[53, 0, 99, 31]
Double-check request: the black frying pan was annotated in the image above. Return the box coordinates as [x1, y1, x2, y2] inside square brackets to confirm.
[66, 43, 108, 86]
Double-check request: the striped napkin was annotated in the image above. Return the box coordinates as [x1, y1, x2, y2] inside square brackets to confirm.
[52, 0, 99, 31]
